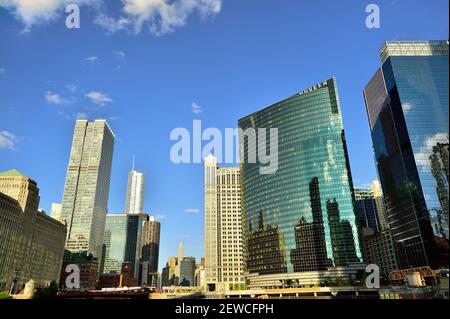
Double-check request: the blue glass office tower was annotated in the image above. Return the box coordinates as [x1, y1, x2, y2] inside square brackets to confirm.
[239, 78, 362, 281]
[364, 41, 449, 269]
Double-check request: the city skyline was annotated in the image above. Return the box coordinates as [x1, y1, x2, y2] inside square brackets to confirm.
[1, 0, 448, 273]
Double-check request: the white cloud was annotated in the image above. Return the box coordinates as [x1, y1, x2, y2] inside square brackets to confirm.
[122, 0, 223, 35]
[192, 101, 202, 114]
[66, 83, 77, 92]
[0, 0, 101, 31]
[85, 91, 113, 106]
[45, 91, 72, 105]
[94, 14, 130, 34]
[84, 56, 99, 64]
[1, 0, 223, 34]
[76, 112, 88, 120]
[184, 208, 200, 214]
[0, 68, 5, 74]
[154, 214, 166, 221]
[113, 50, 126, 59]
[0, 131, 22, 150]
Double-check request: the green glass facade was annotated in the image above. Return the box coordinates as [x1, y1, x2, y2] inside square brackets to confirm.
[102, 214, 127, 274]
[239, 78, 362, 276]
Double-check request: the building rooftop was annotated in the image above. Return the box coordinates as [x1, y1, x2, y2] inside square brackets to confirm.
[0, 169, 26, 177]
[380, 40, 449, 63]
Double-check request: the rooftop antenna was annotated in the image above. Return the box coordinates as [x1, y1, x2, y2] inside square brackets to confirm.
[132, 155, 135, 171]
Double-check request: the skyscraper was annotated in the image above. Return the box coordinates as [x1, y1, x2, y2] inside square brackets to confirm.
[139, 216, 161, 287]
[371, 180, 389, 231]
[102, 214, 127, 274]
[124, 213, 148, 277]
[204, 155, 244, 292]
[125, 159, 145, 215]
[354, 188, 381, 232]
[60, 120, 115, 260]
[239, 78, 362, 287]
[363, 40, 449, 269]
[180, 257, 196, 287]
[175, 242, 184, 281]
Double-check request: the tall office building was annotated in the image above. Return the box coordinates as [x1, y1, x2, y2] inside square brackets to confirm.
[363, 41, 449, 269]
[102, 214, 127, 274]
[161, 257, 178, 287]
[354, 188, 381, 232]
[125, 160, 145, 215]
[179, 257, 196, 287]
[204, 155, 244, 292]
[124, 213, 148, 277]
[139, 216, 161, 286]
[175, 241, 184, 281]
[239, 78, 362, 288]
[371, 180, 389, 231]
[60, 120, 115, 260]
[0, 170, 66, 292]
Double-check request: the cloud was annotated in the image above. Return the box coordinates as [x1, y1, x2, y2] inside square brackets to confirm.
[66, 83, 77, 92]
[113, 50, 126, 59]
[0, 0, 101, 31]
[0, 131, 22, 150]
[0, 68, 5, 74]
[76, 112, 88, 120]
[45, 91, 72, 105]
[122, 0, 223, 35]
[84, 56, 99, 65]
[154, 214, 166, 221]
[85, 91, 113, 106]
[192, 101, 202, 114]
[94, 14, 130, 34]
[109, 115, 120, 121]
[1, 0, 223, 34]
[184, 208, 200, 214]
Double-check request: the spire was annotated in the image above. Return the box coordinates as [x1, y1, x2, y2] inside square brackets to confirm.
[132, 155, 136, 171]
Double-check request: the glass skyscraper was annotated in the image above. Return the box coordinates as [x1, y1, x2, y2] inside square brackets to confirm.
[102, 214, 127, 274]
[239, 78, 362, 282]
[125, 162, 145, 215]
[363, 41, 449, 269]
[60, 120, 115, 259]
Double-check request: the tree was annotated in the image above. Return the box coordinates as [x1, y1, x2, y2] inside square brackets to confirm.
[33, 281, 58, 299]
[0, 291, 13, 299]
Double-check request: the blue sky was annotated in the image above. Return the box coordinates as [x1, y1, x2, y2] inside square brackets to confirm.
[0, 0, 448, 272]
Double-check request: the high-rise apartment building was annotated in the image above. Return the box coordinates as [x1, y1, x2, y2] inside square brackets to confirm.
[60, 120, 115, 260]
[125, 160, 145, 215]
[102, 214, 127, 274]
[239, 78, 362, 288]
[204, 155, 244, 292]
[0, 170, 66, 292]
[139, 216, 160, 287]
[363, 41, 449, 269]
